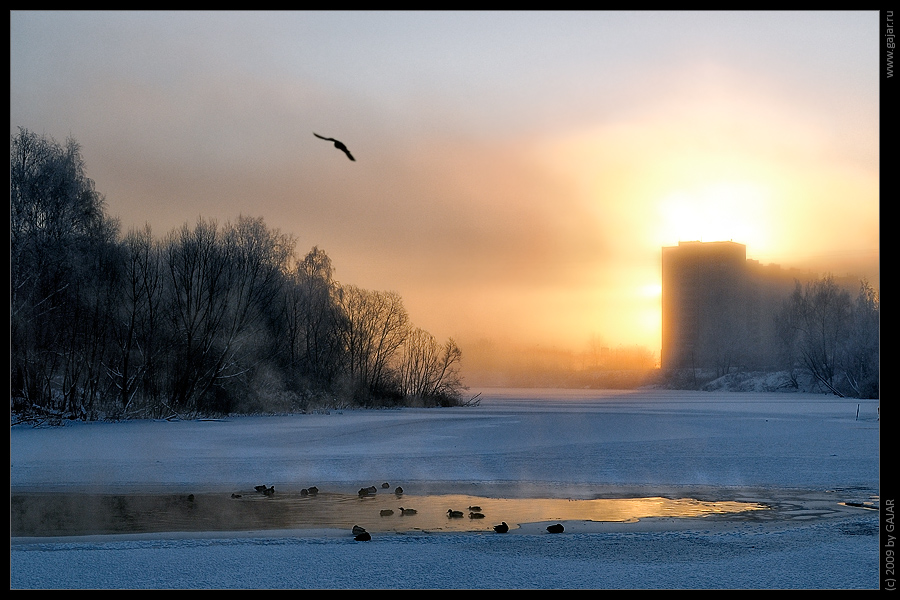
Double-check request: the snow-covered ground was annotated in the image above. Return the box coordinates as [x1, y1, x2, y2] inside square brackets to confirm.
[10, 388, 881, 589]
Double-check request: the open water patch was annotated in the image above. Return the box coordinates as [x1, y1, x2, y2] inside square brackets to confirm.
[10, 486, 769, 538]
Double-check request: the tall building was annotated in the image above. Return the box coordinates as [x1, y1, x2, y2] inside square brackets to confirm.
[660, 241, 804, 372]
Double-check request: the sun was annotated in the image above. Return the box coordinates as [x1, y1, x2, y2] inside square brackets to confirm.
[657, 181, 772, 249]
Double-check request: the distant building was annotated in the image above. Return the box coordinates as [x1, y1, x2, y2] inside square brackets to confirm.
[660, 241, 812, 372]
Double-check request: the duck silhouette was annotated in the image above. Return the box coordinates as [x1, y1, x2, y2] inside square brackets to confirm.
[547, 523, 565, 534]
[352, 525, 368, 536]
[313, 133, 355, 161]
[468, 512, 486, 519]
[394, 486, 404, 495]
[399, 507, 417, 515]
[493, 522, 509, 533]
[380, 509, 395, 517]
[447, 509, 465, 518]
[355, 531, 372, 541]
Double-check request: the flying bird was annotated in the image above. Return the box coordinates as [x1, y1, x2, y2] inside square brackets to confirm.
[313, 133, 355, 161]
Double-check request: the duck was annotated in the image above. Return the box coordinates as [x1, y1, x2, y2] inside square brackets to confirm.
[381, 482, 390, 489]
[352, 525, 368, 536]
[493, 522, 509, 533]
[300, 488, 309, 496]
[354, 532, 372, 541]
[366, 485, 378, 494]
[380, 509, 394, 517]
[447, 509, 465, 518]
[468, 511, 486, 519]
[394, 486, 404, 495]
[254, 485, 268, 493]
[231, 493, 242, 499]
[359, 487, 374, 497]
[546, 523, 565, 534]
[263, 486, 275, 496]
[307, 486, 319, 495]
[399, 507, 417, 515]
[467, 506, 482, 511]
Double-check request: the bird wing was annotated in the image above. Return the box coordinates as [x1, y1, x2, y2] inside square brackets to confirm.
[314, 133, 355, 160]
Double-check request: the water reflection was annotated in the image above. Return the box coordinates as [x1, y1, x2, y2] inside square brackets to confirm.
[10, 490, 768, 537]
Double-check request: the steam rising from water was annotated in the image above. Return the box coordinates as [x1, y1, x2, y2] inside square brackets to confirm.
[11, 490, 768, 537]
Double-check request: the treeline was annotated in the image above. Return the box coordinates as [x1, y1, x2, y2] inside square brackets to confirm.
[11, 128, 466, 421]
[774, 275, 879, 398]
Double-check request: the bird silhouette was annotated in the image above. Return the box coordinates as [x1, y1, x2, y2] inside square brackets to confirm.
[493, 522, 509, 533]
[313, 133, 355, 161]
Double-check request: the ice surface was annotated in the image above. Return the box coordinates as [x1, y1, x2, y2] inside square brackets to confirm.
[10, 388, 881, 589]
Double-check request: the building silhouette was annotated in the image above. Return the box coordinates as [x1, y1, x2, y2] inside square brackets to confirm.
[660, 241, 810, 372]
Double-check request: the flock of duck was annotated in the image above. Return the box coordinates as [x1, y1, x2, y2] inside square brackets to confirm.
[234, 482, 565, 541]
[348, 484, 565, 541]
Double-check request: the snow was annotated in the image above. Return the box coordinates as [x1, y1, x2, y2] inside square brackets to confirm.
[10, 388, 881, 589]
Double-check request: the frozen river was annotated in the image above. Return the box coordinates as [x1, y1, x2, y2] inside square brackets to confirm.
[10, 388, 881, 589]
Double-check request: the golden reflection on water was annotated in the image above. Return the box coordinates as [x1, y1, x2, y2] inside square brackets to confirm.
[10, 490, 768, 537]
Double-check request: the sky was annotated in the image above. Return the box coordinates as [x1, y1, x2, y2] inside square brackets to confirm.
[9, 11, 881, 363]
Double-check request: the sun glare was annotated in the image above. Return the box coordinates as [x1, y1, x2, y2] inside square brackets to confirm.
[657, 181, 772, 248]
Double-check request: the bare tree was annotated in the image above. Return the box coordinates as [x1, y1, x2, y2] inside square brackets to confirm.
[840, 279, 879, 398]
[10, 128, 117, 417]
[780, 275, 853, 396]
[106, 225, 166, 416]
[162, 219, 231, 414]
[281, 246, 345, 389]
[60, 217, 121, 418]
[336, 285, 409, 402]
[161, 216, 295, 415]
[398, 327, 464, 403]
[214, 216, 295, 409]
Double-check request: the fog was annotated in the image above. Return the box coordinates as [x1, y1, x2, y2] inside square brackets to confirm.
[10, 11, 880, 358]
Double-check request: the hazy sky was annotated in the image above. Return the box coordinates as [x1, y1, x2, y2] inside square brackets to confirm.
[10, 11, 880, 358]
